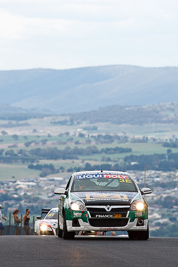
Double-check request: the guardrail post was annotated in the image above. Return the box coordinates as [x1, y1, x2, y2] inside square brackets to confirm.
[21, 214, 23, 235]
[8, 213, 11, 235]
[33, 216, 35, 234]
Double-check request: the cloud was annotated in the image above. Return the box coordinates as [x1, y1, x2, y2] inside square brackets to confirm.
[0, 9, 24, 39]
[0, 0, 176, 41]
[0, 0, 178, 69]
[1, 0, 178, 22]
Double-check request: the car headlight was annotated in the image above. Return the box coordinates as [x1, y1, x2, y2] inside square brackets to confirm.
[130, 201, 145, 211]
[70, 201, 86, 211]
[40, 224, 52, 231]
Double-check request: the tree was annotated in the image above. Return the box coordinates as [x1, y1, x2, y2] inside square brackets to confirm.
[0, 149, 4, 156]
[1, 131, 8, 135]
[41, 139, 48, 145]
[78, 133, 85, 138]
[12, 134, 18, 140]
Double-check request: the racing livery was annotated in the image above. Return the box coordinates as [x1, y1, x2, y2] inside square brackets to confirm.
[35, 208, 58, 235]
[54, 171, 152, 240]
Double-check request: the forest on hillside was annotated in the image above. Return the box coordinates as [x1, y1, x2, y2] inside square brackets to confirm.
[68, 103, 178, 125]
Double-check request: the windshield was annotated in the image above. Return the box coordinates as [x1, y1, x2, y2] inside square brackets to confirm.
[45, 209, 58, 220]
[71, 175, 137, 192]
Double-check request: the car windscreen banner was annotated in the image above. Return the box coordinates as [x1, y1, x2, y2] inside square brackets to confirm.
[76, 174, 129, 179]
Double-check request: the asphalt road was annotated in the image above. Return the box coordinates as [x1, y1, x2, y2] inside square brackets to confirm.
[0, 236, 177, 267]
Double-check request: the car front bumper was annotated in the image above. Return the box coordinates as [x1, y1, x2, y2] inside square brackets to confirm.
[66, 218, 148, 232]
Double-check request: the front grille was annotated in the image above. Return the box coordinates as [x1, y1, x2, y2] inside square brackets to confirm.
[87, 208, 106, 213]
[111, 208, 129, 213]
[89, 218, 129, 227]
[87, 207, 130, 218]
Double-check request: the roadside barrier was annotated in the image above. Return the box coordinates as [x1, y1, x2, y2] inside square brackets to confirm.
[3, 225, 35, 235]
[1, 213, 35, 235]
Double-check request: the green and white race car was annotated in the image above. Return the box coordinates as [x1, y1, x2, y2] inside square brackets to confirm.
[54, 171, 152, 240]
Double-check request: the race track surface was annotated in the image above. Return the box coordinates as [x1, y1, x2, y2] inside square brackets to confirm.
[0, 236, 177, 267]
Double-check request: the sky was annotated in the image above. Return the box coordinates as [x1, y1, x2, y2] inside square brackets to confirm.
[0, 0, 178, 70]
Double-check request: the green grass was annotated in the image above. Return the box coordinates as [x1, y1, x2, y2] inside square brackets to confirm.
[76, 142, 178, 163]
[96, 123, 178, 138]
[0, 141, 177, 181]
[114, 143, 178, 155]
[0, 135, 71, 144]
[0, 163, 41, 181]
[0, 116, 178, 181]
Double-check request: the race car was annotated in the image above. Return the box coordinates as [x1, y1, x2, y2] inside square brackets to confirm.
[54, 171, 152, 240]
[35, 208, 58, 235]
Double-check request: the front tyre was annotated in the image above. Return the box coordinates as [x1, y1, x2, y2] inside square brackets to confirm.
[57, 213, 62, 238]
[128, 226, 149, 240]
[62, 214, 75, 240]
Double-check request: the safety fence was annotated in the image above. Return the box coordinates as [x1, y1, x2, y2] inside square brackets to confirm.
[2, 213, 36, 235]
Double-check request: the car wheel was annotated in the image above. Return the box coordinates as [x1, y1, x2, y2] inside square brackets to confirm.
[57, 214, 62, 238]
[128, 231, 137, 239]
[138, 226, 149, 240]
[62, 214, 75, 240]
[128, 225, 149, 240]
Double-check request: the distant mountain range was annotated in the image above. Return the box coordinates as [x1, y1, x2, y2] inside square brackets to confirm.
[0, 65, 178, 113]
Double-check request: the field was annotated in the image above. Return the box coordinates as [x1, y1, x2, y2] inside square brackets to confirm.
[0, 116, 177, 181]
[0, 164, 41, 181]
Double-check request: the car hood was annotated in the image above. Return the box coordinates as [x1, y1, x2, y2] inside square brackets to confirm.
[70, 191, 141, 205]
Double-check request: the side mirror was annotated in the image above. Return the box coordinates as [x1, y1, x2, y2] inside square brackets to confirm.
[54, 188, 66, 195]
[36, 215, 41, 220]
[141, 188, 152, 195]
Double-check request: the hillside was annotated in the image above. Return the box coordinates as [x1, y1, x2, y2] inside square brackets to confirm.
[68, 102, 178, 125]
[0, 104, 51, 120]
[0, 65, 178, 113]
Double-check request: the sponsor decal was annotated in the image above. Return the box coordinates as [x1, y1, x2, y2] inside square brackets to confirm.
[86, 199, 129, 202]
[77, 174, 103, 179]
[77, 174, 129, 179]
[103, 174, 128, 179]
[73, 212, 82, 217]
[119, 179, 131, 183]
[100, 228, 118, 231]
[113, 214, 122, 218]
[95, 214, 122, 218]
[96, 214, 113, 218]
[135, 212, 142, 217]
[86, 193, 128, 200]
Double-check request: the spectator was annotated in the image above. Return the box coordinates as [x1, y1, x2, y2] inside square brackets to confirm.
[13, 209, 21, 235]
[0, 204, 6, 235]
[23, 209, 30, 235]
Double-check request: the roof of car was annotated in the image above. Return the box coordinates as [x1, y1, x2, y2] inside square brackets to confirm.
[50, 207, 58, 211]
[73, 170, 130, 176]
